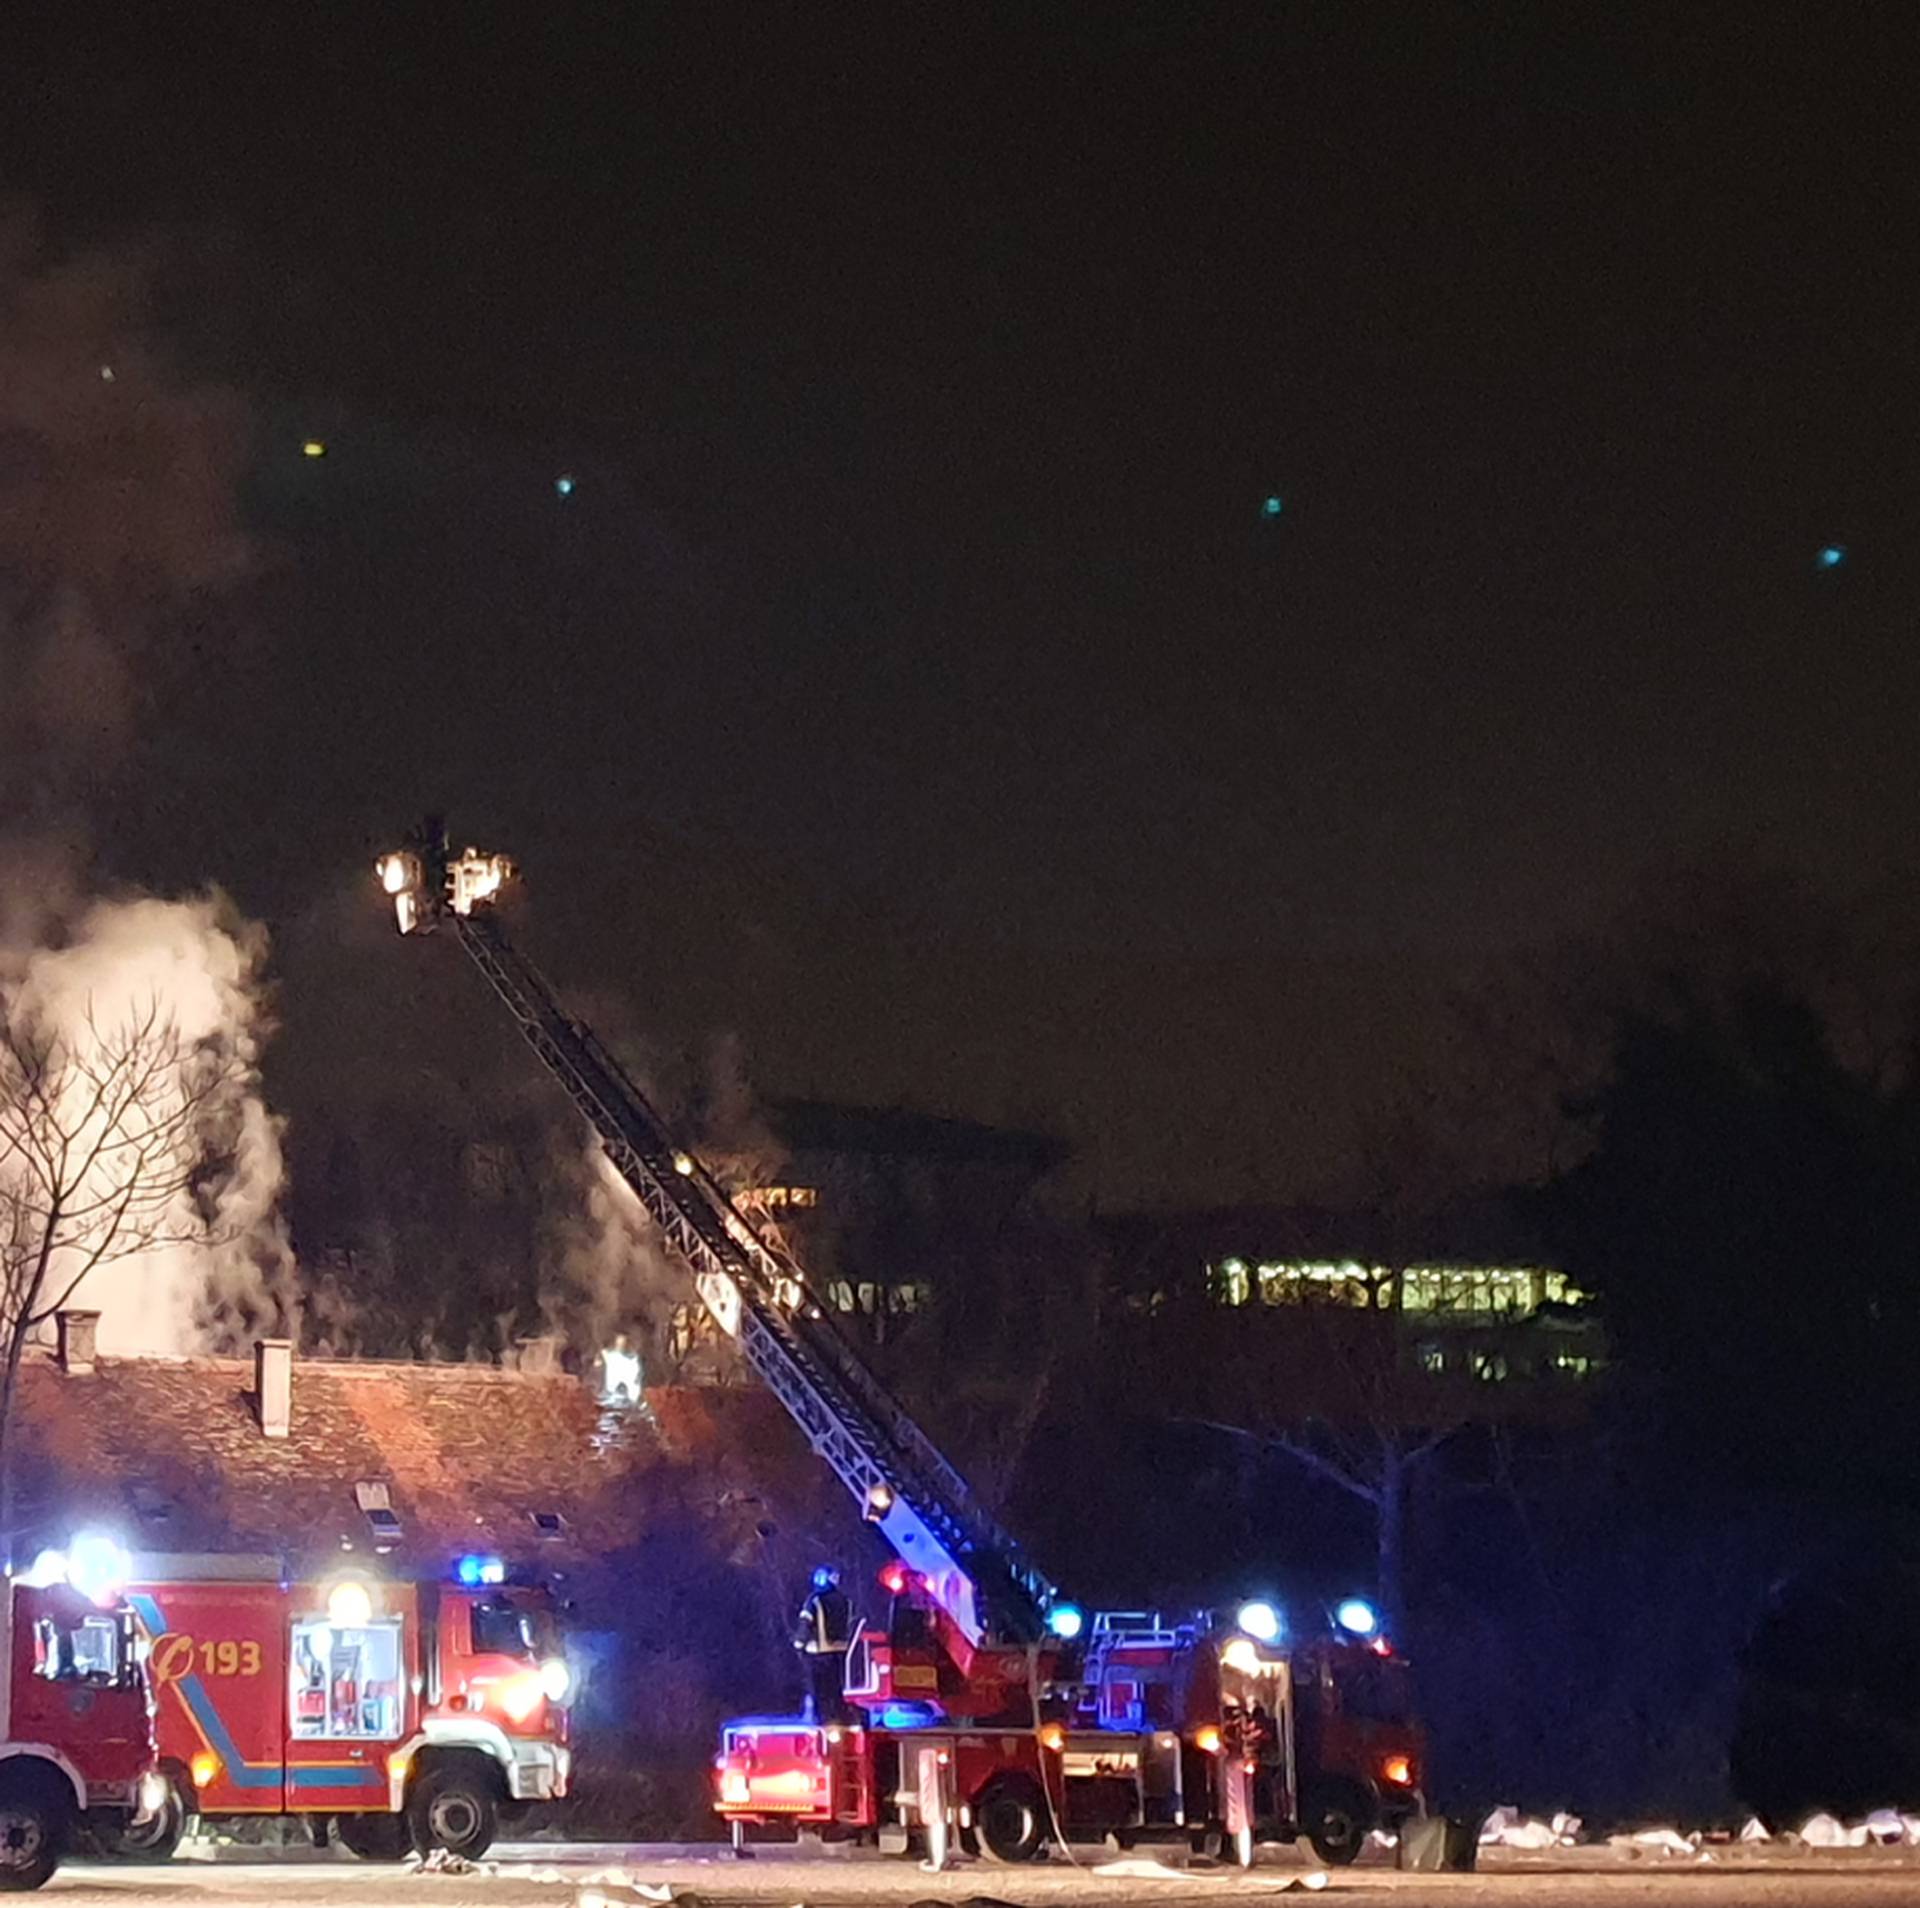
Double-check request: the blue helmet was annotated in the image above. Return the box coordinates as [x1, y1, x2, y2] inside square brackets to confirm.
[811, 1565, 842, 1592]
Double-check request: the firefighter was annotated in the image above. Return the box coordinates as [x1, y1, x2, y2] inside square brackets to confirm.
[794, 1565, 855, 1722]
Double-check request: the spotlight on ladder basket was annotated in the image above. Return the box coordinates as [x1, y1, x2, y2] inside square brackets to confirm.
[1236, 1599, 1284, 1643]
[1334, 1597, 1379, 1637]
[863, 1483, 894, 1524]
[1046, 1602, 1085, 1641]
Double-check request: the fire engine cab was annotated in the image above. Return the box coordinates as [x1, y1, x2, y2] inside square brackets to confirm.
[105, 1553, 571, 1862]
[0, 1534, 157, 1891]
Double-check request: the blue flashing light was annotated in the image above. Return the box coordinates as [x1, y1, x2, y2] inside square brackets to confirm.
[1236, 1599, 1284, 1643]
[457, 1554, 506, 1588]
[875, 1702, 942, 1729]
[1334, 1597, 1379, 1637]
[555, 475, 575, 497]
[1818, 544, 1846, 570]
[1046, 1602, 1086, 1641]
[1261, 494, 1284, 519]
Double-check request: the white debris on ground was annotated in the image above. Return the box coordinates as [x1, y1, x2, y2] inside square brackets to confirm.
[1611, 1829, 1700, 1856]
[1790, 1811, 1920, 1848]
[407, 1849, 491, 1876]
[1472, 1803, 1920, 1859]
[1088, 1859, 1329, 1889]
[1479, 1805, 1581, 1848]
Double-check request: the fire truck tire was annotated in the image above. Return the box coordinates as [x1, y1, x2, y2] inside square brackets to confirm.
[406, 1759, 500, 1860]
[87, 1768, 188, 1863]
[0, 1777, 63, 1893]
[972, 1778, 1048, 1864]
[1301, 1783, 1372, 1866]
[336, 1813, 411, 1862]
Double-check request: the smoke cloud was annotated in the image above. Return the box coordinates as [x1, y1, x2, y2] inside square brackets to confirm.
[3, 893, 294, 1355]
[1, 206, 252, 802]
[1, 208, 284, 1355]
[543, 1142, 683, 1382]
[539, 1033, 790, 1384]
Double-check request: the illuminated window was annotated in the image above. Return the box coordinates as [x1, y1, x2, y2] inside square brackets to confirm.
[736, 1186, 820, 1213]
[1551, 1353, 1593, 1378]
[289, 1617, 403, 1740]
[36, 1616, 124, 1685]
[1417, 1344, 1447, 1374]
[1470, 1351, 1509, 1384]
[1207, 1258, 1582, 1317]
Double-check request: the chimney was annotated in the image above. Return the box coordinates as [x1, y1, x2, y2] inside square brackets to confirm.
[56, 1310, 100, 1376]
[255, 1339, 292, 1439]
[515, 1334, 560, 1377]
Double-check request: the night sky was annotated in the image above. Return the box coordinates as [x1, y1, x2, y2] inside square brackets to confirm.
[4, 6, 1916, 1204]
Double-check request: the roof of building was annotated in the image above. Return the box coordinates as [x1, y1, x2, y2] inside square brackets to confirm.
[771, 1098, 1067, 1172]
[1098, 1196, 1547, 1275]
[9, 1348, 676, 1579]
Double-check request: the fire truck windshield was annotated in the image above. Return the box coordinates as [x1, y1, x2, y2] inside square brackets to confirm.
[1341, 1654, 1416, 1725]
[34, 1611, 134, 1688]
[472, 1596, 556, 1661]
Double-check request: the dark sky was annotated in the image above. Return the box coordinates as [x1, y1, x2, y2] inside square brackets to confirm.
[4, 4, 1916, 1204]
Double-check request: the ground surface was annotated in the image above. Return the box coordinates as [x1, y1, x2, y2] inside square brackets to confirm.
[41, 1840, 1920, 1908]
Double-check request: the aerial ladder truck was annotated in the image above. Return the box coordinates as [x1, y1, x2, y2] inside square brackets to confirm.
[376, 822, 1424, 1865]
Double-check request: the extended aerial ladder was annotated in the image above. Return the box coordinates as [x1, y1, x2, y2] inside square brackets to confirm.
[376, 821, 1062, 1657]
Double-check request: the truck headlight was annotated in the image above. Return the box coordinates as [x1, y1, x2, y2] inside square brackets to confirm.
[539, 1658, 572, 1703]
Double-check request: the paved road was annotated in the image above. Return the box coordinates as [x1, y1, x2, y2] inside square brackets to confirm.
[41, 1841, 1920, 1907]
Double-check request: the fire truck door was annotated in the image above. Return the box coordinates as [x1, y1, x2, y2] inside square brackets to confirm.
[285, 1604, 408, 1812]
[129, 1584, 288, 1813]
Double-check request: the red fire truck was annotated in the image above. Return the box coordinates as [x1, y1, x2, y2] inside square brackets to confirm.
[714, 1578, 1423, 1865]
[377, 826, 1435, 1871]
[105, 1553, 571, 1862]
[0, 1534, 158, 1891]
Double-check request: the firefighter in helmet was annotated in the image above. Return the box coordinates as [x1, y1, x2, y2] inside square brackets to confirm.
[794, 1565, 855, 1722]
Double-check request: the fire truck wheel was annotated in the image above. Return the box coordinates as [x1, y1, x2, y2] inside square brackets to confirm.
[972, 1777, 1048, 1864]
[1302, 1783, 1372, 1866]
[335, 1813, 411, 1862]
[406, 1761, 500, 1860]
[88, 1771, 188, 1863]
[0, 1794, 61, 1893]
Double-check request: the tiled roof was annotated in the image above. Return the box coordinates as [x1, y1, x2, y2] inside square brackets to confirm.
[9, 1349, 671, 1578]
[772, 1098, 1066, 1171]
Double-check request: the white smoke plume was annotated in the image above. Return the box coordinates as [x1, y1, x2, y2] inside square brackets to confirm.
[543, 1142, 682, 1381]
[2, 892, 293, 1355]
[1, 209, 283, 1355]
[540, 1034, 789, 1385]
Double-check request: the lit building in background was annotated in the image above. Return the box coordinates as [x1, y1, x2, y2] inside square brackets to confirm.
[1102, 1203, 1605, 1392]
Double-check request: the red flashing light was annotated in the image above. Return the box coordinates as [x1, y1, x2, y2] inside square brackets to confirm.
[1369, 1637, 1394, 1657]
[1381, 1753, 1415, 1788]
[879, 1562, 918, 1595]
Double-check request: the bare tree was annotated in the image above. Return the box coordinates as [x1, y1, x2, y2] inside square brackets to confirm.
[0, 996, 242, 1559]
